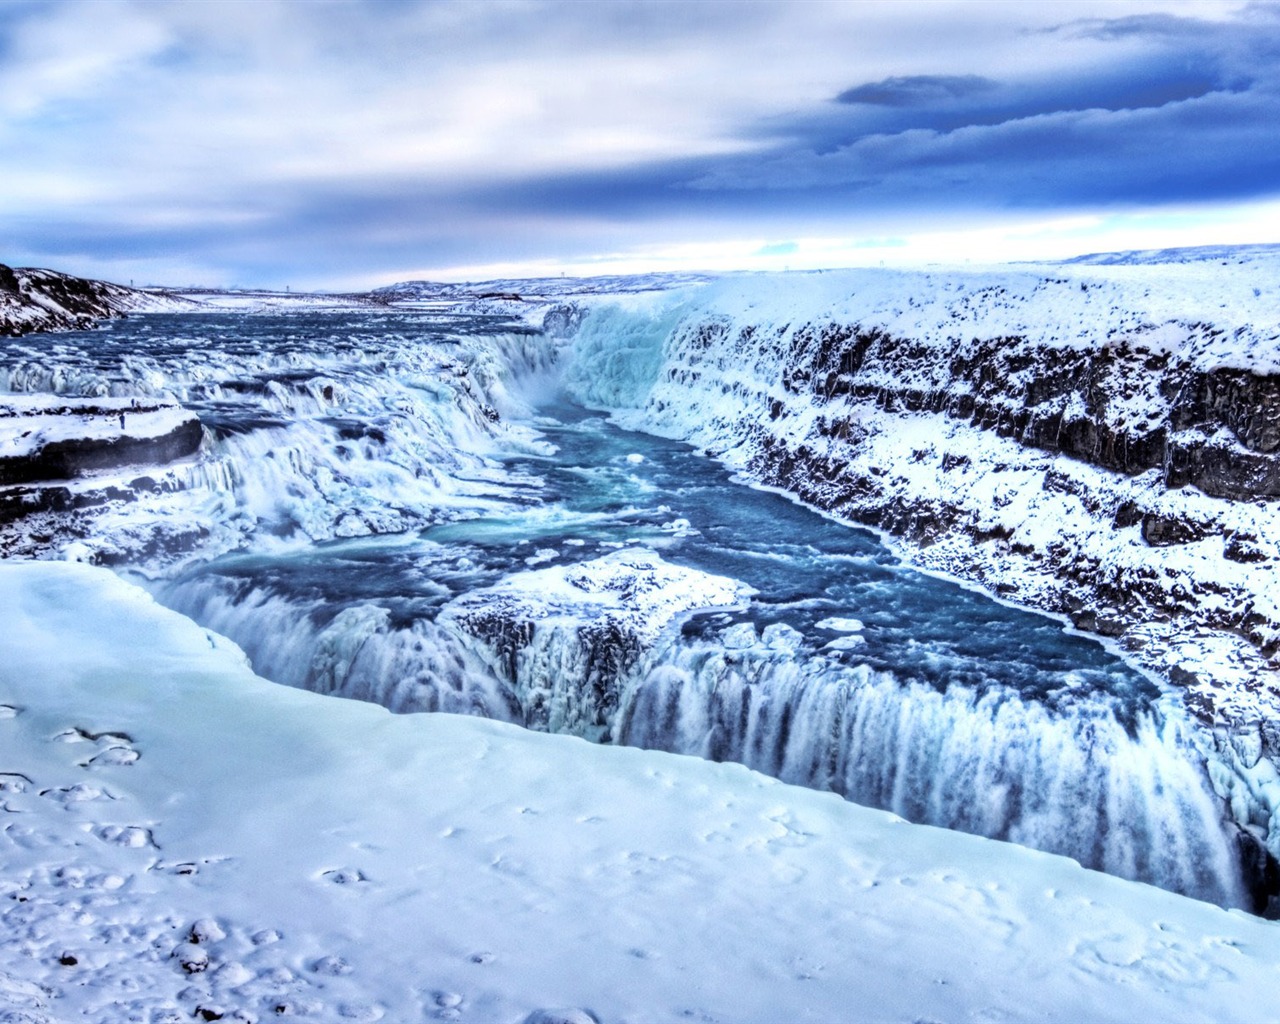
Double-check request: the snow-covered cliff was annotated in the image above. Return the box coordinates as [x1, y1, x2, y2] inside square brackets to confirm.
[565, 253, 1280, 757]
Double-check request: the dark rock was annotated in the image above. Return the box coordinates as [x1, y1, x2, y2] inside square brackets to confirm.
[1141, 513, 1212, 547]
[1225, 531, 1269, 563]
[1235, 826, 1280, 918]
[767, 317, 1280, 501]
[1113, 500, 1143, 528]
[542, 303, 585, 337]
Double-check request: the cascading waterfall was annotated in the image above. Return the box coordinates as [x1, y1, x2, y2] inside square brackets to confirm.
[156, 559, 1249, 909]
[615, 632, 1243, 906]
[157, 571, 521, 720]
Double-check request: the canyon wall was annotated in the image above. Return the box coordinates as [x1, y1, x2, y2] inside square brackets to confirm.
[568, 259, 1280, 756]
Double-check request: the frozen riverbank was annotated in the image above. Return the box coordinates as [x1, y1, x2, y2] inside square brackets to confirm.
[3, 559, 1280, 1023]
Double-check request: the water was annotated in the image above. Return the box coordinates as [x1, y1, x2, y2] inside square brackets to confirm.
[2, 311, 1252, 908]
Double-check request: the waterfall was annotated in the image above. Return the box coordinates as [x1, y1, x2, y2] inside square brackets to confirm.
[615, 635, 1244, 907]
[159, 565, 1247, 908]
[157, 573, 521, 721]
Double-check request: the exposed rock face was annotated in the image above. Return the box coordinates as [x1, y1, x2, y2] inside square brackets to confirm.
[712, 319, 1280, 501]
[0, 264, 162, 337]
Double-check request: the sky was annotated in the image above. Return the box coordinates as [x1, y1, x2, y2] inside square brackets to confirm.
[2, 0, 1279, 289]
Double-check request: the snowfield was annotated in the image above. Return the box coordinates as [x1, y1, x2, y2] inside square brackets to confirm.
[3, 560, 1280, 1024]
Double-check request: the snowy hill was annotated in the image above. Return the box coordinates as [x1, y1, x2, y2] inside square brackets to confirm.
[0, 264, 192, 337]
[373, 271, 716, 302]
[1062, 242, 1280, 266]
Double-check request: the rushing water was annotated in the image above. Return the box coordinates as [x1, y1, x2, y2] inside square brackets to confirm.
[1, 310, 1256, 909]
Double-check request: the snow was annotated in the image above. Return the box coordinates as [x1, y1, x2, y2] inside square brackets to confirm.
[443, 547, 751, 647]
[567, 259, 1280, 377]
[0, 394, 197, 460]
[3, 559, 1280, 1023]
[156, 289, 379, 312]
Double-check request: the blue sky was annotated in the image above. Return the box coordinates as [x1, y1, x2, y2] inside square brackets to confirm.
[2, 0, 1279, 288]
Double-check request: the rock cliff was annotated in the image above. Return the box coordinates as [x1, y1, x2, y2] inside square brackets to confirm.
[569, 257, 1280, 767]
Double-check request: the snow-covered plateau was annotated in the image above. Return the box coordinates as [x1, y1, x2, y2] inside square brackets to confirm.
[3, 247, 1280, 1019]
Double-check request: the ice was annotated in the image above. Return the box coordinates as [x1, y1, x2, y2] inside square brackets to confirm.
[816, 616, 864, 632]
[1, 559, 1279, 1023]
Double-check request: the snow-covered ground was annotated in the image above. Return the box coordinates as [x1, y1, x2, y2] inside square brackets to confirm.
[3, 560, 1280, 1024]
[0, 395, 198, 465]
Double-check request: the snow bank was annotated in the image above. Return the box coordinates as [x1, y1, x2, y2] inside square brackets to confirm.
[2, 559, 1280, 1023]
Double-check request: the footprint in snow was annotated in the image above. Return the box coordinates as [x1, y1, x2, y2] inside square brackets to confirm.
[41, 782, 115, 805]
[338, 1003, 386, 1021]
[187, 918, 226, 944]
[523, 1009, 600, 1024]
[53, 726, 133, 744]
[82, 745, 140, 769]
[311, 954, 354, 976]
[0, 704, 20, 719]
[95, 824, 157, 849]
[321, 867, 368, 886]
[50, 726, 142, 768]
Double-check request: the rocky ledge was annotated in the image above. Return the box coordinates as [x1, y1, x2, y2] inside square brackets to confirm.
[438, 548, 751, 739]
[0, 395, 204, 557]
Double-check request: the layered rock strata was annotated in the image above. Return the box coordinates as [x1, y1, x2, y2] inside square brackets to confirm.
[0, 395, 204, 559]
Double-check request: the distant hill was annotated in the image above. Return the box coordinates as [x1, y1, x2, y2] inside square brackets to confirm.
[1062, 242, 1280, 266]
[0, 264, 180, 337]
[372, 271, 715, 301]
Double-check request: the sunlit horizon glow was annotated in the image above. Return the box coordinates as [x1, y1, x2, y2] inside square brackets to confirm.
[3, 0, 1278, 290]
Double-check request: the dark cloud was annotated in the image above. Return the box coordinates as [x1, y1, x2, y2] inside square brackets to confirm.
[683, 5, 1280, 215]
[689, 87, 1280, 209]
[836, 75, 997, 107]
[790, 56, 1236, 157]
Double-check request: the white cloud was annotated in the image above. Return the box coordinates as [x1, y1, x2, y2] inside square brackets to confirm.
[2, 0, 1274, 286]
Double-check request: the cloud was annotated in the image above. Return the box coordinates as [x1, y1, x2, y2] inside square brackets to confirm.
[687, 4, 1280, 214]
[3, 0, 1279, 286]
[836, 75, 998, 107]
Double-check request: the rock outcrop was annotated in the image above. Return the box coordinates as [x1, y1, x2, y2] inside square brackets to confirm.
[439, 548, 750, 739]
[0, 395, 204, 560]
